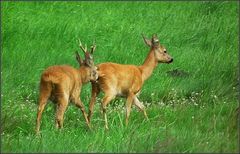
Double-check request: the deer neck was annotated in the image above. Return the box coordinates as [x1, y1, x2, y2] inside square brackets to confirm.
[139, 50, 158, 81]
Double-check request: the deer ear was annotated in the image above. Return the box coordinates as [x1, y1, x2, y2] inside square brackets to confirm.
[142, 34, 152, 47]
[75, 51, 83, 66]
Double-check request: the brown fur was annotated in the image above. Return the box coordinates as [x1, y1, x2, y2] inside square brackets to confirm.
[36, 41, 98, 134]
[88, 34, 173, 129]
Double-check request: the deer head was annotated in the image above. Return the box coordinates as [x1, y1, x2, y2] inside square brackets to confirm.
[76, 39, 98, 81]
[142, 34, 173, 64]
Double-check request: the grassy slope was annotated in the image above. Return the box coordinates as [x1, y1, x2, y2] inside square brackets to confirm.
[1, 1, 239, 153]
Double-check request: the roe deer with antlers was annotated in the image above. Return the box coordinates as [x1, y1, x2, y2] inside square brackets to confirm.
[36, 39, 98, 134]
[87, 34, 173, 129]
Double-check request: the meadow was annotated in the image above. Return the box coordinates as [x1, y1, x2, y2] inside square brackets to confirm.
[1, 1, 239, 153]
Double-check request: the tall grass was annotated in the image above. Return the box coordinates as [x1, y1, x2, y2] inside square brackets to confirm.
[1, 1, 239, 153]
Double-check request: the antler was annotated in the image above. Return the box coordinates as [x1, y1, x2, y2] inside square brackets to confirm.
[78, 38, 88, 53]
[141, 33, 146, 39]
[90, 39, 96, 54]
[75, 51, 83, 66]
[152, 34, 159, 44]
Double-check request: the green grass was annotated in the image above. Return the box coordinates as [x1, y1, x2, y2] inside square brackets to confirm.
[1, 1, 239, 153]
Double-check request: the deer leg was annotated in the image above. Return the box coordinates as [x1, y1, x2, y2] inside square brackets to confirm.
[55, 94, 68, 129]
[102, 94, 115, 130]
[88, 82, 100, 123]
[73, 97, 91, 129]
[133, 96, 149, 120]
[36, 81, 52, 134]
[125, 93, 135, 126]
[36, 96, 48, 134]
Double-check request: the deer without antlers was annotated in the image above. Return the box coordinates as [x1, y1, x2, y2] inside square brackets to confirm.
[36, 39, 98, 133]
[87, 34, 173, 129]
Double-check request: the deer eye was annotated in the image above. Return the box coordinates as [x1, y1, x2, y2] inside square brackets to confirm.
[163, 50, 167, 53]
